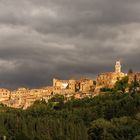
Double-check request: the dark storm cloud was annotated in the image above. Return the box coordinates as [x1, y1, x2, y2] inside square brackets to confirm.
[0, 0, 140, 89]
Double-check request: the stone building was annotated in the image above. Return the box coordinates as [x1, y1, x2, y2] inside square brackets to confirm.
[53, 78, 95, 94]
[95, 61, 126, 92]
[0, 86, 54, 109]
[115, 61, 121, 73]
[80, 79, 95, 92]
[53, 79, 78, 92]
[0, 60, 138, 109]
[0, 89, 10, 102]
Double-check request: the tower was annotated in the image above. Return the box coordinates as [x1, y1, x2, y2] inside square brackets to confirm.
[53, 78, 57, 87]
[115, 61, 121, 73]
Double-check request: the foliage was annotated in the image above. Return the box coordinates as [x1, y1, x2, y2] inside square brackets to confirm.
[129, 75, 140, 95]
[100, 87, 113, 92]
[114, 76, 129, 93]
[48, 94, 65, 110]
[128, 69, 133, 75]
[0, 92, 140, 139]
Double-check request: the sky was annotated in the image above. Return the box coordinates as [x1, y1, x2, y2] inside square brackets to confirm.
[0, 0, 140, 89]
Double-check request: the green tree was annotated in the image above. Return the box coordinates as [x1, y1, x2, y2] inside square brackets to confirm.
[88, 119, 115, 140]
[133, 135, 140, 140]
[129, 75, 140, 95]
[48, 94, 64, 110]
[114, 76, 128, 93]
[128, 69, 133, 75]
[14, 132, 31, 140]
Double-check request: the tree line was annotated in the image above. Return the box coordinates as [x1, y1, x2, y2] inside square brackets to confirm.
[0, 76, 140, 139]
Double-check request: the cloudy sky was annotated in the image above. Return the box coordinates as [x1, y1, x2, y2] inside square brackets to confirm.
[0, 0, 140, 89]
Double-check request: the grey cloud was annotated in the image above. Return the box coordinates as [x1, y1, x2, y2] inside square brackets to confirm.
[0, 0, 140, 89]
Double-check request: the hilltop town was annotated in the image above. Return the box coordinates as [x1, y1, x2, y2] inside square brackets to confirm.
[0, 61, 140, 109]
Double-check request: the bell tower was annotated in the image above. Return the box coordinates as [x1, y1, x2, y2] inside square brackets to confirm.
[115, 61, 121, 73]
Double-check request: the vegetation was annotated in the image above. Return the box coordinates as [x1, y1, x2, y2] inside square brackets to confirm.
[0, 78, 140, 140]
[129, 75, 140, 95]
[114, 76, 129, 93]
[0, 91, 140, 140]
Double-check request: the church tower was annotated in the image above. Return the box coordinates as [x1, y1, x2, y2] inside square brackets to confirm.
[115, 61, 121, 73]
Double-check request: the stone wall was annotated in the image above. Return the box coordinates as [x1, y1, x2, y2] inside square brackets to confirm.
[0, 78, 95, 109]
[96, 72, 126, 89]
[53, 78, 95, 93]
[0, 61, 137, 109]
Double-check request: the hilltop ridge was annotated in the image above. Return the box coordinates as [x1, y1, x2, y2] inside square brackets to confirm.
[0, 61, 140, 109]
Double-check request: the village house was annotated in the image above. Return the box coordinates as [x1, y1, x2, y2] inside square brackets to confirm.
[0, 61, 139, 109]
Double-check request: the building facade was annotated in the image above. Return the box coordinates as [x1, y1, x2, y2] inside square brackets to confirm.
[0, 61, 139, 109]
[95, 61, 126, 92]
[53, 78, 95, 93]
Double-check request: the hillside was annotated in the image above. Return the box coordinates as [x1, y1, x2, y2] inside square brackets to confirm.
[0, 92, 140, 140]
